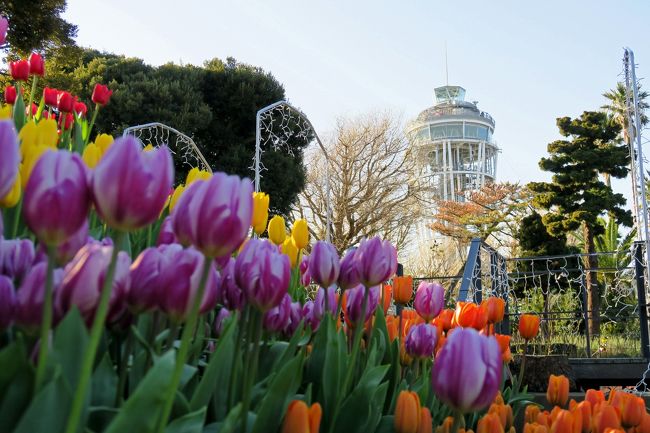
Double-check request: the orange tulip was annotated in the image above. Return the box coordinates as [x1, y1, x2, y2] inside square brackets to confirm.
[610, 392, 645, 427]
[519, 314, 541, 340]
[585, 389, 606, 408]
[593, 405, 621, 433]
[570, 400, 592, 433]
[603, 429, 626, 433]
[478, 413, 505, 433]
[525, 423, 550, 433]
[494, 334, 512, 363]
[547, 374, 570, 407]
[634, 412, 650, 433]
[394, 276, 414, 304]
[537, 412, 553, 428]
[454, 302, 488, 330]
[550, 409, 579, 433]
[435, 333, 447, 355]
[395, 391, 421, 433]
[382, 284, 392, 314]
[418, 407, 433, 433]
[281, 400, 322, 433]
[386, 315, 399, 342]
[484, 297, 506, 324]
[526, 406, 542, 424]
[489, 402, 514, 430]
[400, 342, 413, 366]
[437, 309, 454, 332]
[436, 417, 454, 433]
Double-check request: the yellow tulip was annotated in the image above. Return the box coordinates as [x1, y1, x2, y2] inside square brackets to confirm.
[20, 145, 48, 189]
[168, 184, 185, 212]
[291, 219, 309, 249]
[185, 167, 211, 185]
[82, 143, 102, 168]
[251, 192, 270, 235]
[95, 134, 114, 154]
[19, 119, 58, 150]
[0, 104, 12, 119]
[0, 172, 21, 208]
[268, 215, 286, 245]
[282, 237, 299, 268]
[142, 143, 155, 152]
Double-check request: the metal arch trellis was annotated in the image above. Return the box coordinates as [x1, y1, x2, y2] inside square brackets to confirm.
[253, 100, 333, 242]
[122, 122, 212, 174]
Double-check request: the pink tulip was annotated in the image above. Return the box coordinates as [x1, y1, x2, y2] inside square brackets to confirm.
[299, 254, 311, 286]
[0, 275, 16, 329]
[431, 328, 502, 413]
[308, 241, 340, 288]
[1, 238, 35, 282]
[338, 248, 361, 290]
[263, 293, 292, 333]
[0, 16, 8, 46]
[156, 216, 177, 246]
[218, 257, 245, 310]
[414, 282, 445, 321]
[356, 237, 397, 287]
[214, 308, 231, 337]
[405, 323, 438, 359]
[23, 150, 90, 246]
[128, 245, 166, 313]
[172, 172, 252, 258]
[92, 136, 173, 231]
[286, 301, 303, 336]
[15, 262, 64, 331]
[344, 284, 380, 324]
[314, 285, 337, 318]
[0, 120, 19, 199]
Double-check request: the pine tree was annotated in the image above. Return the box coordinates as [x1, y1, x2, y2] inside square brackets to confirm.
[529, 111, 632, 334]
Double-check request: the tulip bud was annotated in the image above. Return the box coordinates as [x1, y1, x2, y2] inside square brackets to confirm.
[414, 281, 444, 321]
[478, 413, 504, 433]
[9, 60, 29, 81]
[585, 389, 605, 408]
[484, 297, 506, 324]
[302, 300, 319, 330]
[281, 400, 321, 433]
[393, 275, 414, 304]
[418, 407, 433, 433]
[0, 275, 16, 329]
[299, 254, 311, 287]
[343, 284, 380, 326]
[546, 374, 569, 407]
[28, 53, 45, 77]
[494, 334, 512, 363]
[0, 238, 35, 282]
[338, 248, 360, 290]
[168, 184, 185, 212]
[251, 192, 270, 235]
[282, 237, 299, 268]
[549, 410, 576, 433]
[291, 219, 309, 249]
[526, 406, 542, 424]
[593, 405, 621, 433]
[309, 241, 339, 287]
[572, 401, 592, 433]
[73, 101, 87, 117]
[0, 171, 21, 207]
[43, 87, 58, 106]
[0, 120, 19, 200]
[611, 392, 645, 428]
[519, 314, 541, 340]
[394, 391, 421, 433]
[214, 308, 231, 337]
[128, 246, 165, 313]
[454, 301, 488, 331]
[356, 236, 397, 287]
[263, 293, 292, 333]
[405, 323, 438, 359]
[386, 314, 399, 341]
[218, 258, 245, 310]
[16, 262, 64, 331]
[0, 16, 7, 45]
[57, 91, 74, 112]
[91, 84, 113, 106]
[156, 216, 177, 246]
[4, 85, 16, 104]
[268, 215, 287, 245]
[95, 133, 114, 154]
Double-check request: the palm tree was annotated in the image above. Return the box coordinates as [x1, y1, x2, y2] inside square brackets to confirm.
[602, 82, 649, 139]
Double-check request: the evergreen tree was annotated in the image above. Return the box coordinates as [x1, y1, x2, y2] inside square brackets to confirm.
[529, 111, 632, 334]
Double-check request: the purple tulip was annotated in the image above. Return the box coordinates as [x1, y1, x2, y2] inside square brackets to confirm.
[158, 247, 220, 323]
[405, 323, 438, 359]
[172, 172, 252, 258]
[34, 221, 89, 267]
[302, 300, 319, 331]
[235, 238, 290, 312]
[414, 282, 445, 321]
[156, 216, 177, 246]
[15, 262, 64, 331]
[218, 258, 245, 310]
[263, 293, 292, 333]
[0, 120, 19, 199]
[299, 255, 311, 287]
[0, 238, 35, 282]
[0, 275, 16, 329]
[128, 246, 167, 313]
[285, 301, 303, 336]
[23, 150, 91, 246]
[355, 237, 397, 287]
[314, 285, 337, 318]
[92, 136, 173, 231]
[0, 16, 8, 46]
[309, 241, 340, 288]
[56, 243, 131, 325]
[214, 308, 231, 337]
[338, 248, 360, 290]
[344, 284, 380, 325]
[431, 328, 502, 413]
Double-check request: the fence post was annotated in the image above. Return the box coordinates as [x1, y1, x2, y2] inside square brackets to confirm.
[634, 242, 650, 359]
[473, 245, 483, 304]
[580, 273, 592, 358]
[459, 238, 482, 302]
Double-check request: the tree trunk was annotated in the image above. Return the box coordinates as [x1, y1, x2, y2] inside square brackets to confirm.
[583, 223, 600, 335]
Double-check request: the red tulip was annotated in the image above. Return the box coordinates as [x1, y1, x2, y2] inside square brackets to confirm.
[57, 91, 74, 113]
[63, 113, 74, 130]
[91, 83, 112, 106]
[28, 53, 45, 77]
[9, 60, 29, 81]
[4, 85, 16, 104]
[74, 101, 87, 117]
[43, 87, 58, 106]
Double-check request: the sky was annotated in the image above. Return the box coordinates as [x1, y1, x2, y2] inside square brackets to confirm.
[64, 0, 650, 199]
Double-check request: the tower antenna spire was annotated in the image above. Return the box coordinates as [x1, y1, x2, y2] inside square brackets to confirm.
[445, 42, 449, 86]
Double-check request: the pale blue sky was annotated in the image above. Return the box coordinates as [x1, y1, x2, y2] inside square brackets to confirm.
[64, 0, 650, 197]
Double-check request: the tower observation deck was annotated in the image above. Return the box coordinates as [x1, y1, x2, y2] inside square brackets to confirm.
[407, 85, 498, 202]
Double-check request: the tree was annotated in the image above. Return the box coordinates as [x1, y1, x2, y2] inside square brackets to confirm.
[602, 82, 649, 141]
[0, 0, 77, 56]
[529, 111, 632, 334]
[297, 112, 418, 253]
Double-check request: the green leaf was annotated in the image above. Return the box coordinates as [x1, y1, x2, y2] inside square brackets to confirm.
[35, 95, 45, 120]
[164, 407, 206, 433]
[374, 415, 395, 433]
[321, 315, 346, 420]
[91, 353, 118, 407]
[333, 365, 390, 433]
[0, 339, 33, 430]
[13, 368, 72, 433]
[104, 351, 176, 433]
[189, 318, 235, 417]
[250, 353, 304, 433]
[50, 307, 89, 390]
[74, 118, 85, 154]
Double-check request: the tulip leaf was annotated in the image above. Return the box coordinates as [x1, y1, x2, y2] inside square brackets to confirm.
[271, 321, 305, 372]
[250, 352, 304, 433]
[0, 339, 33, 431]
[50, 307, 88, 391]
[164, 407, 206, 433]
[104, 351, 176, 433]
[13, 368, 72, 433]
[304, 313, 331, 402]
[91, 353, 118, 407]
[74, 119, 85, 154]
[333, 365, 390, 433]
[373, 415, 395, 433]
[322, 315, 346, 420]
[189, 317, 235, 415]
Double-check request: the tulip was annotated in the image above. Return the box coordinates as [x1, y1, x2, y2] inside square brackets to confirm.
[525, 424, 549, 433]
[82, 143, 102, 168]
[394, 275, 414, 304]
[44, 219, 90, 266]
[74, 101, 87, 117]
[157, 246, 220, 323]
[484, 297, 505, 324]
[185, 167, 211, 185]
[414, 281, 444, 321]
[302, 300, 319, 330]
[95, 133, 114, 154]
[56, 243, 131, 325]
[214, 308, 231, 337]
[0, 172, 20, 208]
[10, 60, 29, 81]
[0, 120, 19, 199]
[395, 391, 421, 433]
[128, 246, 165, 313]
[343, 284, 380, 325]
[92, 136, 173, 231]
[251, 191, 270, 234]
[285, 301, 303, 336]
[0, 238, 35, 282]
[546, 374, 569, 407]
[454, 302, 488, 331]
[281, 400, 322, 433]
[0, 16, 7, 45]
[386, 314, 399, 341]
[0, 275, 16, 329]
[43, 87, 58, 106]
[4, 85, 16, 104]
[519, 314, 541, 340]
[338, 248, 360, 289]
[489, 400, 514, 431]
[173, 172, 252, 258]
[636, 413, 650, 433]
[356, 236, 397, 287]
[28, 53, 45, 76]
[418, 407, 433, 433]
[526, 406, 542, 424]
[432, 328, 501, 413]
[478, 413, 504, 433]
[593, 405, 621, 433]
[494, 334, 512, 363]
[300, 254, 311, 286]
[314, 285, 337, 318]
[436, 309, 454, 333]
[57, 91, 74, 112]
[571, 401, 592, 433]
[91, 84, 112, 106]
[309, 241, 340, 287]
[157, 216, 177, 246]
[15, 262, 64, 331]
[405, 323, 438, 359]
[235, 238, 290, 312]
[291, 218, 309, 249]
[610, 392, 645, 427]
[263, 293, 292, 333]
[218, 258, 245, 310]
[168, 184, 185, 212]
[268, 215, 287, 245]
[585, 389, 605, 408]
[282, 237, 299, 268]
[382, 284, 392, 314]
[23, 150, 90, 246]
[549, 410, 578, 433]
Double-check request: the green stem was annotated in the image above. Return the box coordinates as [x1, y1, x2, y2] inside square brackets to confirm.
[328, 285, 370, 433]
[10, 197, 22, 239]
[166, 322, 179, 351]
[228, 308, 248, 411]
[241, 311, 263, 433]
[516, 340, 528, 393]
[336, 289, 344, 320]
[451, 411, 465, 433]
[85, 103, 100, 145]
[155, 255, 213, 433]
[27, 76, 38, 120]
[34, 245, 56, 393]
[64, 231, 125, 433]
[115, 329, 134, 406]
